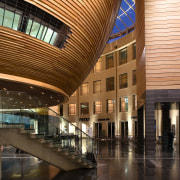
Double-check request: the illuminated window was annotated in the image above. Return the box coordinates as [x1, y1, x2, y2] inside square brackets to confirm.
[93, 80, 101, 94]
[120, 97, 128, 112]
[0, 9, 21, 30]
[133, 95, 137, 111]
[93, 101, 102, 114]
[80, 82, 88, 96]
[94, 59, 101, 73]
[106, 99, 114, 113]
[68, 104, 76, 115]
[106, 53, 114, 69]
[119, 73, 128, 89]
[133, 43, 136, 60]
[80, 102, 89, 115]
[132, 70, 136, 85]
[119, 48, 127, 65]
[106, 77, 114, 91]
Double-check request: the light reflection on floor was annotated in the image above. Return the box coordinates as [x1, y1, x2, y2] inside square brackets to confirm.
[1, 140, 180, 180]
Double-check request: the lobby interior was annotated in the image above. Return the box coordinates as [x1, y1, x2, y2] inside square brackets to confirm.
[1, 0, 180, 179]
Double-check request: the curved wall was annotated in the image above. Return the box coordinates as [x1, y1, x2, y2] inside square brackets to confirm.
[0, 0, 121, 106]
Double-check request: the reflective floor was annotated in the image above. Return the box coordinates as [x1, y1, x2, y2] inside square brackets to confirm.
[1, 140, 180, 180]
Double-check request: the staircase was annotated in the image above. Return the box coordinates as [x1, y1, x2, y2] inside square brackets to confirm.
[0, 108, 97, 171]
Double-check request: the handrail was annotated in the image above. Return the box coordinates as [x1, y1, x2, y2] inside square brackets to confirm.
[0, 90, 96, 164]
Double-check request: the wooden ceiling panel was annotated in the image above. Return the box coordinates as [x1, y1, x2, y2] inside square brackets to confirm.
[0, 0, 121, 106]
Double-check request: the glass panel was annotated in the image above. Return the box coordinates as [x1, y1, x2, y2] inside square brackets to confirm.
[119, 73, 128, 89]
[80, 102, 89, 115]
[50, 31, 57, 45]
[119, 48, 127, 65]
[120, 97, 128, 112]
[12, 13, 20, 30]
[3, 10, 14, 28]
[0, 8, 4, 25]
[94, 101, 102, 114]
[106, 53, 114, 69]
[37, 25, 44, 39]
[43, 28, 53, 43]
[30, 21, 41, 37]
[41, 26, 47, 40]
[26, 19, 32, 34]
[106, 77, 114, 91]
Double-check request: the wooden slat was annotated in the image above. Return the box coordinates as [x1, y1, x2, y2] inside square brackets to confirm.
[144, 0, 180, 90]
[0, 0, 121, 105]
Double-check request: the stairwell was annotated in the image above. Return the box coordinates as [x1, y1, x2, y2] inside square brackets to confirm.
[0, 128, 96, 171]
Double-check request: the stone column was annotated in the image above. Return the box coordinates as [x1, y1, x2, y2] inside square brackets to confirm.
[137, 105, 144, 153]
[145, 91, 156, 154]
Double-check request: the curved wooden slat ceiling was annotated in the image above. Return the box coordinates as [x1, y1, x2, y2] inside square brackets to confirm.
[0, 0, 121, 106]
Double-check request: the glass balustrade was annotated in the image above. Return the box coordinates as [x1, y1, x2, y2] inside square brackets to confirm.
[0, 90, 96, 164]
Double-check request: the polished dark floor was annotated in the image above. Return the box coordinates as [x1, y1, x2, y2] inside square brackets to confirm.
[1, 140, 180, 180]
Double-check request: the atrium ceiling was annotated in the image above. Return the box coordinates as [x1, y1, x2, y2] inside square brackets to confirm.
[109, 0, 135, 43]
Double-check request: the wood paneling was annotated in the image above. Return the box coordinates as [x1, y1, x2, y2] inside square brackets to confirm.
[0, 0, 121, 105]
[145, 0, 180, 90]
[135, 0, 146, 108]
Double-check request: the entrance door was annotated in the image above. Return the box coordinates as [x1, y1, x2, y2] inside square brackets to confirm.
[108, 122, 115, 138]
[95, 123, 102, 138]
[121, 121, 128, 137]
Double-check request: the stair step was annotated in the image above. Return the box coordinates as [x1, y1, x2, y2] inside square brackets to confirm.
[30, 134, 44, 139]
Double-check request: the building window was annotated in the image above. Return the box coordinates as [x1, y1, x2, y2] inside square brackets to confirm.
[132, 70, 136, 85]
[119, 73, 128, 89]
[120, 97, 128, 112]
[71, 91, 77, 97]
[106, 99, 114, 113]
[94, 58, 101, 73]
[68, 104, 76, 115]
[133, 43, 136, 59]
[80, 82, 88, 96]
[133, 95, 137, 111]
[93, 80, 101, 94]
[80, 102, 89, 115]
[93, 101, 102, 114]
[0, 2, 70, 49]
[106, 53, 114, 69]
[106, 77, 114, 91]
[119, 48, 127, 65]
